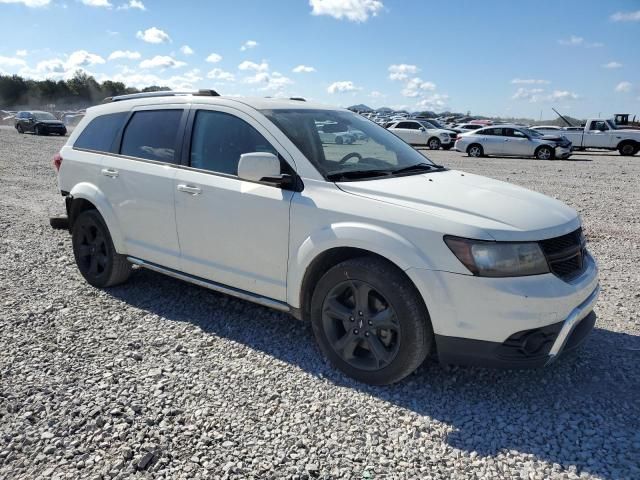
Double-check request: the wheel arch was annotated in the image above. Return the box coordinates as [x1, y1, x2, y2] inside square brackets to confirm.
[288, 223, 433, 319]
[68, 182, 126, 253]
[534, 144, 555, 159]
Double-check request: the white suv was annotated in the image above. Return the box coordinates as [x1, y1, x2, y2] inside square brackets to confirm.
[53, 90, 600, 385]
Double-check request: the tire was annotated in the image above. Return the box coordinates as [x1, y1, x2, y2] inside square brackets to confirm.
[72, 209, 132, 288]
[427, 137, 441, 150]
[34, 125, 43, 136]
[310, 257, 433, 385]
[618, 142, 638, 156]
[467, 144, 484, 157]
[535, 145, 554, 160]
[16, 124, 24, 134]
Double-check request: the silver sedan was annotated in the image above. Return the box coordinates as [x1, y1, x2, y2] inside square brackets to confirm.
[454, 125, 573, 160]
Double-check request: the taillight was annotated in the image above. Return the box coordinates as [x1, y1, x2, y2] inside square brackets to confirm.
[53, 153, 63, 172]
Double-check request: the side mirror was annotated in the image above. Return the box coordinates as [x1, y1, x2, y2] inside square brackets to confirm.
[238, 152, 292, 188]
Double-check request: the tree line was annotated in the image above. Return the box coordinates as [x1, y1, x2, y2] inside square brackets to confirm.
[0, 70, 168, 109]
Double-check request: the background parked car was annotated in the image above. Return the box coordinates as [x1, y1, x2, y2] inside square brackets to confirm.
[451, 123, 485, 134]
[317, 122, 356, 144]
[454, 125, 573, 160]
[386, 119, 455, 149]
[14, 111, 67, 136]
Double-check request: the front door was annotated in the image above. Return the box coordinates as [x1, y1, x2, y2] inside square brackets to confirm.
[173, 107, 293, 301]
[584, 120, 613, 148]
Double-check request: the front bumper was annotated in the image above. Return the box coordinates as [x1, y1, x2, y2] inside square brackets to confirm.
[555, 146, 572, 159]
[406, 251, 599, 368]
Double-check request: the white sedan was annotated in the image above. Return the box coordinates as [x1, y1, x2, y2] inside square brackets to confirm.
[454, 125, 573, 160]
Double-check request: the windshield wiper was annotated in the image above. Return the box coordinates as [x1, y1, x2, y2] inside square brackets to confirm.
[326, 169, 393, 181]
[391, 162, 446, 175]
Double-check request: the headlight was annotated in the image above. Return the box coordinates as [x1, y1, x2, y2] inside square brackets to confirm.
[444, 236, 549, 277]
[439, 133, 449, 138]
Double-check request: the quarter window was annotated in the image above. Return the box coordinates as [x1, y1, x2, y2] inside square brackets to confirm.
[75, 112, 128, 153]
[190, 110, 278, 176]
[120, 110, 183, 163]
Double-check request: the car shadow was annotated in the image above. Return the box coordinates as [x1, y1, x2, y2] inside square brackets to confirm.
[105, 268, 640, 479]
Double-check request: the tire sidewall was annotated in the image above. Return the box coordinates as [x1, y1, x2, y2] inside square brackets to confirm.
[428, 137, 441, 150]
[72, 210, 119, 288]
[536, 146, 554, 160]
[310, 258, 432, 385]
[468, 144, 483, 157]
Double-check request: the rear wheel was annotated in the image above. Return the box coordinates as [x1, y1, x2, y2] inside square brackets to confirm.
[536, 145, 554, 160]
[310, 257, 432, 385]
[619, 142, 638, 156]
[72, 210, 132, 288]
[467, 144, 483, 157]
[428, 137, 441, 150]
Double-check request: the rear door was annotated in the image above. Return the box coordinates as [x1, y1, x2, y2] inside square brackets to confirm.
[172, 106, 294, 301]
[98, 106, 186, 270]
[479, 128, 505, 155]
[391, 121, 418, 144]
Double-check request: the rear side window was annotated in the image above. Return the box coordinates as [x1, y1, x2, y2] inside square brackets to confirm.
[75, 112, 128, 153]
[120, 110, 183, 163]
[189, 110, 278, 176]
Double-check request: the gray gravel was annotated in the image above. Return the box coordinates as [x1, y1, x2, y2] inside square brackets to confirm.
[1, 127, 639, 480]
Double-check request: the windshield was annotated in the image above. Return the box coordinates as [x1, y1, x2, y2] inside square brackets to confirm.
[523, 128, 543, 137]
[424, 119, 444, 128]
[262, 109, 436, 180]
[33, 112, 57, 121]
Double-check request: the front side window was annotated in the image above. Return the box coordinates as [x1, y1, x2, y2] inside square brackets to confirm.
[120, 110, 183, 163]
[190, 110, 278, 176]
[75, 112, 128, 153]
[590, 121, 608, 131]
[262, 108, 437, 180]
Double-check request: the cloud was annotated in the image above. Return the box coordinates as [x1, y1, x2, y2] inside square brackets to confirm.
[388, 64, 419, 81]
[240, 40, 258, 51]
[0, 56, 27, 67]
[243, 71, 293, 92]
[139, 55, 186, 69]
[0, 0, 50, 6]
[207, 68, 235, 82]
[238, 60, 268, 72]
[293, 65, 316, 73]
[108, 50, 141, 61]
[511, 78, 550, 85]
[327, 80, 360, 94]
[512, 88, 579, 102]
[401, 77, 436, 97]
[81, 0, 112, 7]
[310, 0, 383, 22]
[206, 53, 222, 63]
[117, 0, 145, 10]
[558, 35, 603, 48]
[602, 61, 622, 69]
[610, 10, 640, 22]
[15, 50, 28, 57]
[136, 27, 171, 44]
[416, 93, 449, 111]
[180, 45, 194, 55]
[99, 68, 203, 90]
[615, 81, 632, 93]
[67, 50, 106, 68]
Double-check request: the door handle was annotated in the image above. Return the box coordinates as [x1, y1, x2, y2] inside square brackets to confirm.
[177, 184, 202, 195]
[101, 168, 119, 178]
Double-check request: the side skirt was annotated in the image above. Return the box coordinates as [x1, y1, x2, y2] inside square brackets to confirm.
[127, 256, 292, 314]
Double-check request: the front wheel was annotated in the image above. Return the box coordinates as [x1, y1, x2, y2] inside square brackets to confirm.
[310, 257, 432, 385]
[72, 209, 132, 288]
[34, 125, 43, 136]
[428, 137, 441, 150]
[536, 145, 554, 160]
[16, 124, 24, 134]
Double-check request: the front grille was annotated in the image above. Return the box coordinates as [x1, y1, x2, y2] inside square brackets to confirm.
[538, 228, 586, 281]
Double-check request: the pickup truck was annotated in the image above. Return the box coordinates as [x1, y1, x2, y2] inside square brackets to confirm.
[557, 119, 640, 156]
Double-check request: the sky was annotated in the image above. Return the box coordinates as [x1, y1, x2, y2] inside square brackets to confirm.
[0, 0, 639, 118]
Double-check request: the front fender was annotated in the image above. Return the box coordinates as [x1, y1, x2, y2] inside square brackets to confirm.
[69, 182, 126, 253]
[287, 222, 433, 308]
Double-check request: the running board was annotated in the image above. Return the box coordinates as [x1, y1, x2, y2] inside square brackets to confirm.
[126, 257, 291, 313]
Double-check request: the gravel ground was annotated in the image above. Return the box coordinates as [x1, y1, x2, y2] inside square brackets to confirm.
[1, 126, 639, 480]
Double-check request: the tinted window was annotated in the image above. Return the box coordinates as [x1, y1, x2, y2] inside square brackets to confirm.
[505, 128, 527, 138]
[396, 122, 415, 129]
[75, 112, 128, 153]
[190, 110, 278, 176]
[120, 110, 183, 162]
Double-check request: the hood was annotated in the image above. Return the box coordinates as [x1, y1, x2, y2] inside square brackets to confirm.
[37, 119, 65, 125]
[337, 170, 580, 241]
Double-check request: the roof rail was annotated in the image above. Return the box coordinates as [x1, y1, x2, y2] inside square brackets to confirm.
[289, 97, 306, 102]
[102, 89, 220, 103]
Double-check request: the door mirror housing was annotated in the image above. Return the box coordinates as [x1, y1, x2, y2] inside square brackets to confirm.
[419, 126, 426, 132]
[237, 152, 296, 189]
